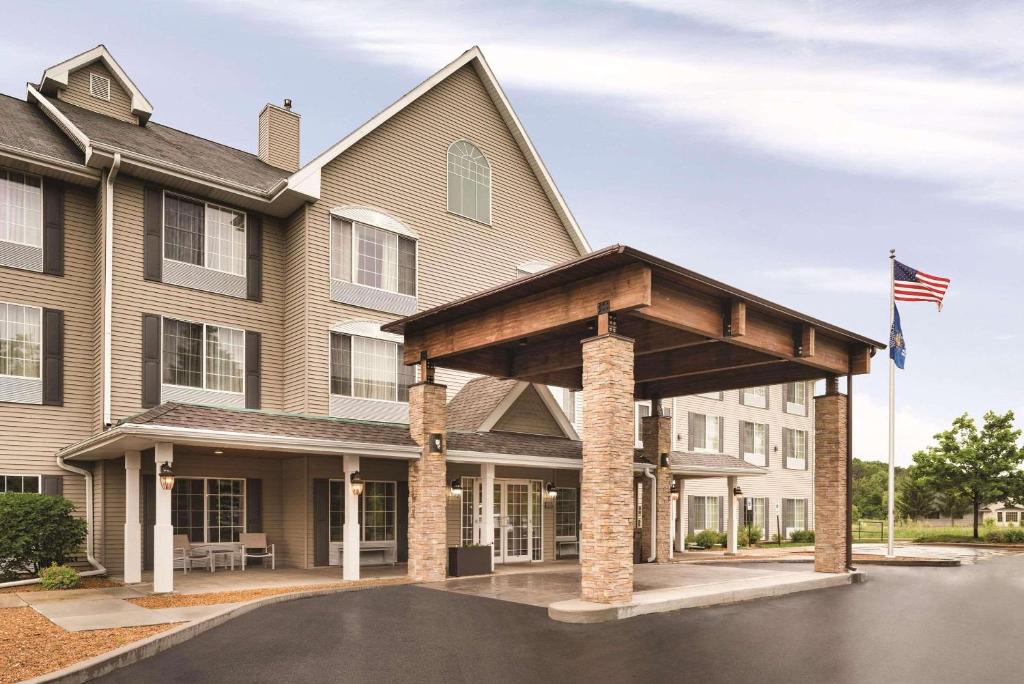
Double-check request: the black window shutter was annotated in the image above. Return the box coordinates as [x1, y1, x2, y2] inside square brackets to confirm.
[141, 314, 161, 408]
[718, 496, 725, 532]
[245, 331, 261, 409]
[41, 475, 63, 496]
[312, 478, 330, 567]
[42, 181, 64, 276]
[42, 309, 63, 406]
[143, 187, 163, 282]
[142, 470, 155, 571]
[246, 478, 263, 533]
[718, 417, 725, 453]
[246, 213, 262, 301]
[687, 496, 695, 536]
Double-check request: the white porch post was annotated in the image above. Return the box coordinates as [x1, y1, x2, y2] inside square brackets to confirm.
[123, 451, 142, 584]
[669, 485, 676, 559]
[343, 454, 360, 581]
[153, 442, 174, 593]
[480, 463, 495, 571]
[726, 475, 738, 556]
[676, 478, 686, 554]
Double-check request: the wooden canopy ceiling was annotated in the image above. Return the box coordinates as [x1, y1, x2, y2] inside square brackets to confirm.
[383, 246, 885, 400]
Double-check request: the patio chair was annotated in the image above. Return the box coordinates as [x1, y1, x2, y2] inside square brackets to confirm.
[173, 534, 214, 573]
[239, 533, 275, 570]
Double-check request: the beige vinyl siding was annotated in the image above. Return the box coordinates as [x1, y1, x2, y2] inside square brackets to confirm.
[97, 458, 126, 574]
[283, 207, 308, 412]
[298, 64, 582, 415]
[57, 63, 138, 124]
[0, 181, 99, 514]
[279, 457, 308, 568]
[492, 386, 566, 437]
[107, 176, 286, 419]
[674, 383, 815, 541]
[258, 106, 300, 172]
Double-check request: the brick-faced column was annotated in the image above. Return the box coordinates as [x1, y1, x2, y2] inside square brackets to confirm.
[814, 389, 849, 573]
[407, 380, 448, 582]
[580, 332, 635, 604]
[640, 412, 673, 562]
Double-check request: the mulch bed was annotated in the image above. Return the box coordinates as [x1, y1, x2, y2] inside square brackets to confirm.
[128, 576, 410, 609]
[0, 607, 171, 684]
[0, 576, 122, 594]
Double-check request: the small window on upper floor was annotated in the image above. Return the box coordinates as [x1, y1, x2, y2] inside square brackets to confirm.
[0, 302, 41, 380]
[330, 332, 415, 403]
[740, 386, 768, 409]
[162, 316, 245, 394]
[89, 72, 111, 101]
[331, 217, 416, 297]
[164, 193, 247, 277]
[0, 170, 43, 249]
[447, 140, 491, 224]
[783, 381, 808, 415]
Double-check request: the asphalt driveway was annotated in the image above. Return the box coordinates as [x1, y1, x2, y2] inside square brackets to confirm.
[98, 553, 1024, 683]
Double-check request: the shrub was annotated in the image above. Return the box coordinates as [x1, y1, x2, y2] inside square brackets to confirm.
[684, 533, 696, 546]
[0, 493, 87, 580]
[770, 532, 783, 544]
[1004, 528, 1024, 543]
[716, 531, 728, 546]
[984, 528, 1006, 543]
[694, 530, 719, 548]
[739, 526, 764, 547]
[39, 563, 80, 590]
[790, 529, 816, 543]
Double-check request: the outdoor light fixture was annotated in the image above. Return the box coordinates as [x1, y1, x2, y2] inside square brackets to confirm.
[545, 482, 558, 498]
[349, 471, 365, 496]
[428, 433, 444, 454]
[158, 462, 175, 491]
[449, 479, 463, 496]
[659, 453, 670, 468]
[213, 449, 223, 455]
[670, 480, 679, 501]
[733, 485, 744, 498]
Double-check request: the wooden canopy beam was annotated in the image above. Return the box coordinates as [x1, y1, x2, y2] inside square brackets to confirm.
[402, 263, 652, 365]
[636, 361, 828, 400]
[633, 343, 778, 383]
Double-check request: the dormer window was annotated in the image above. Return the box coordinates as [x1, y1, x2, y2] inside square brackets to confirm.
[89, 72, 111, 101]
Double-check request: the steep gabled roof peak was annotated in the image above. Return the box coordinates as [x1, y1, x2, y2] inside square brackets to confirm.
[38, 44, 153, 124]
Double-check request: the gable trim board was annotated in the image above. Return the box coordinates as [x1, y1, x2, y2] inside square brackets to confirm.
[477, 381, 579, 440]
[287, 47, 590, 255]
[38, 45, 154, 123]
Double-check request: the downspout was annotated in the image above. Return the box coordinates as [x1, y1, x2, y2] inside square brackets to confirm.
[102, 153, 121, 428]
[0, 457, 108, 587]
[644, 467, 656, 562]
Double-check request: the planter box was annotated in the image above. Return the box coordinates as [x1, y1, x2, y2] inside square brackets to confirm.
[448, 545, 492, 577]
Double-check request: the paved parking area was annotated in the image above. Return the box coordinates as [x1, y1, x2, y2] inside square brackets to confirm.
[96, 553, 1024, 683]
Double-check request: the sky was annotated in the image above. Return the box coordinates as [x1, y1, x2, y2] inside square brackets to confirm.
[2, 1, 1021, 465]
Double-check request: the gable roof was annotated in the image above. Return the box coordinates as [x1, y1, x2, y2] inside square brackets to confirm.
[38, 45, 154, 123]
[447, 376, 578, 439]
[288, 47, 590, 255]
[43, 95, 290, 194]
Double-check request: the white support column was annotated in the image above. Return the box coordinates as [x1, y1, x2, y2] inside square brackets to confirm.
[480, 463, 495, 571]
[153, 442, 174, 593]
[343, 454, 360, 581]
[669, 485, 676, 559]
[123, 451, 142, 584]
[726, 475, 738, 556]
[676, 478, 686, 554]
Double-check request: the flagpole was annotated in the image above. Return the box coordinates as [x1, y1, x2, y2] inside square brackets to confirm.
[887, 249, 896, 558]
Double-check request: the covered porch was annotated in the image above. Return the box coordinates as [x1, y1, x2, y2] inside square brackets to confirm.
[385, 244, 883, 607]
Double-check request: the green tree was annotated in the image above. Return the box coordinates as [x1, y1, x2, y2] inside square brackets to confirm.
[914, 411, 1023, 539]
[895, 466, 936, 521]
[852, 458, 895, 520]
[933, 489, 971, 526]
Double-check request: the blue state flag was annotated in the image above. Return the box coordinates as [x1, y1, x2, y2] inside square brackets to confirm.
[890, 305, 906, 369]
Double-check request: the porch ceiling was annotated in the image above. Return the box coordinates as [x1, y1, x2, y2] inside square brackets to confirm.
[384, 245, 885, 399]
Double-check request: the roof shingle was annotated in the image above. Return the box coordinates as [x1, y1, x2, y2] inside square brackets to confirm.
[0, 94, 83, 165]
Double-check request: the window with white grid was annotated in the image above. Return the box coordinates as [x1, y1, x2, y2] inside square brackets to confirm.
[556, 488, 577, 539]
[355, 222, 398, 291]
[0, 170, 42, 248]
[332, 218, 416, 296]
[447, 140, 491, 224]
[784, 428, 808, 470]
[0, 474, 40, 493]
[207, 478, 245, 542]
[783, 498, 806, 534]
[205, 204, 246, 276]
[205, 325, 245, 393]
[692, 495, 721, 532]
[362, 481, 396, 542]
[740, 386, 767, 408]
[689, 412, 722, 453]
[0, 302, 41, 379]
[531, 481, 542, 561]
[330, 333, 414, 403]
[461, 477, 477, 546]
[784, 381, 808, 415]
[740, 421, 768, 466]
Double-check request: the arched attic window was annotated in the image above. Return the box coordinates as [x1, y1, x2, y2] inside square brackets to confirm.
[447, 140, 491, 224]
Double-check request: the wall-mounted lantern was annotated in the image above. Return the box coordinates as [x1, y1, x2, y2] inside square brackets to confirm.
[429, 433, 444, 455]
[545, 482, 558, 499]
[449, 479, 463, 496]
[158, 462, 175, 491]
[349, 471, 365, 496]
[733, 485, 744, 499]
[670, 480, 679, 501]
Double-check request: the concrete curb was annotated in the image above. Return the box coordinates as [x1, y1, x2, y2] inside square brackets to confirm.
[24, 580, 409, 684]
[853, 558, 960, 567]
[910, 541, 1024, 550]
[548, 571, 860, 623]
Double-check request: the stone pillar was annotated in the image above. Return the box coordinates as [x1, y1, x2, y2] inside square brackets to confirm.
[580, 332, 635, 604]
[123, 451, 142, 584]
[642, 410, 673, 563]
[726, 475, 738, 555]
[480, 464, 495, 571]
[407, 379, 448, 582]
[153, 442, 174, 594]
[814, 387, 849, 573]
[343, 454, 360, 581]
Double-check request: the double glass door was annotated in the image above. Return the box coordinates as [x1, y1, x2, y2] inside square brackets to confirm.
[493, 481, 532, 563]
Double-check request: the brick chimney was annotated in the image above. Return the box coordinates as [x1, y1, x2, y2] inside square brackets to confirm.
[258, 99, 300, 172]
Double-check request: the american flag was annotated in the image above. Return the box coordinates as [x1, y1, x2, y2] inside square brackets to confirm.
[893, 260, 950, 310]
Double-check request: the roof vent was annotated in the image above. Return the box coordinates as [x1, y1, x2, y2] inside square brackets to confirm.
[89, 72, 111, 101]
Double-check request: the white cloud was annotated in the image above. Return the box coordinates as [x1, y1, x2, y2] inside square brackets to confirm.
[764, 266, 886, 294]
[194, 0, 1024, 208]
[852, 391, 943, 466]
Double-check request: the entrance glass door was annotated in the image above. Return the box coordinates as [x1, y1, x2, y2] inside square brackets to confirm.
[492, 480, 533, 563]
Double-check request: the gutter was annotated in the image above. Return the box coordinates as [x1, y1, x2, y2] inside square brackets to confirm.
[644, 467, 656, 563]
[102, 153, 121, 428]
[0, 456, 110, 588]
